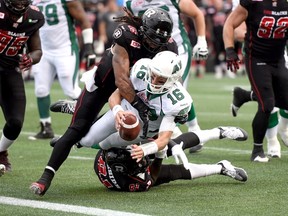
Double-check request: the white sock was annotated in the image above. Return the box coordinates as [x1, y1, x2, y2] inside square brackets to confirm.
[265, 125, 278, 140]
[0, 134, 14, 152]
[186, 118, 201, 132]
[188, 163, 222, 179]
[40, 117, 51, 124]
[279, 115, 288, 132]
[193, 128, 220, 144]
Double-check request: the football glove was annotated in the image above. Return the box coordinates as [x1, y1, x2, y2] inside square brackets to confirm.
[192, 36, 209, 60]
[170, 141, 189, 170]
[174, 114, 188, 125]
[18, 54, 33, 71]
[131, 95, 149, 138]
[225, 47, 240, 73]
[82, 43, 96, 69]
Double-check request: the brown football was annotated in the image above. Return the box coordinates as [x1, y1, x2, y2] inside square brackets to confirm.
[119, 113, 141, 141]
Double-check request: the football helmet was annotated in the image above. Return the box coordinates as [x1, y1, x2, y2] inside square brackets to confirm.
[146, 51, 183, 94]
[140, 8, 173, 53]
[4, 0, 32, 15]
[105, 147, 150, 176]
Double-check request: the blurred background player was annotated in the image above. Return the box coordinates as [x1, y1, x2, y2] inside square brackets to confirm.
[223, 0, 288, 162]
[0, 0, 44, 175]
[29, 0, 96, 140]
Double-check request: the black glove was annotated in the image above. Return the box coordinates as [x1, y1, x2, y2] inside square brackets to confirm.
[131, 95, 149, 138]
[225, 47, 240, 73]
[82, 43, 96, 69]
[174, 114, 188, 124]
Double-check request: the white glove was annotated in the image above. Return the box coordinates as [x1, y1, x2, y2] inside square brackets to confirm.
[80, 66, 98, 92]
[155, 145, 168, 159]
[171, 141, 189, 170]
[192, 36, 208, 60]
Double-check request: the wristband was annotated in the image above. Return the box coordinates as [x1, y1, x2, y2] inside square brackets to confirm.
[112, 105, 124, 117]
[82, 28, 93, 44]
[140, 141, 158, 156]
[197, 35, 207, 46]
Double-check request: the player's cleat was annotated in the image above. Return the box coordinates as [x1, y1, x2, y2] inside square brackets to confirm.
[217, 160, 248, 182]
[189, 143, 203, 153]
[231, 87, 250, 117]
[278, 128, 288, 147]
[219, 126, 248, 141]
[0, 151, 11, 172]
[29, 122, 54, 140]
[267, 138, 281, 158]
[30, 182, 49, 196]
[0, 164, 6, 177]
[250, 149, 269, 162]
[50, 99, 76, 115]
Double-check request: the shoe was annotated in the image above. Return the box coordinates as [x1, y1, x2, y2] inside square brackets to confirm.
[0, 164, 6, 177]
[278, 128, 288, 147]
[50, 99, 76, 115]
[219, 126, 248, 141]
[231, 87, 249, 117]
[217, 160, 248, 182]
[189, 143, 203, 154]
[0, 151, 12, 172]
[267, 138, 281, 158]
[30, 182, 48, 196]
[29, 122, 54, 140]
[250, 149, 269, 162]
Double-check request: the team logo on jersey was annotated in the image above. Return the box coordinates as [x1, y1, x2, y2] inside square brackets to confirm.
[0, 12, 4, 19]
[128, 25, 138, 35]
[130, 40, 141, 49]
[113, 28, 122, 39]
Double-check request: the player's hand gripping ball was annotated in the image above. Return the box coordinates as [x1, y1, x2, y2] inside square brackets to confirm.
[119, 113, 141, 141]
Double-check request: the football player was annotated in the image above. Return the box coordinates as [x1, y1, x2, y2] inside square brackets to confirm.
[29, 0, 96, 140]
[124, 0, 209, 133]
[223, 0, 288, 162]
[30, 8, 178, 196]
[0, 0, 44, 176]
[94, 144, 248, 192]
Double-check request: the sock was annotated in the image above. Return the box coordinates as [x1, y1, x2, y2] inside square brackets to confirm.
[188, 163, 222, 179]
[192, 128, 220, 144]
[279, 109, 288, 131]
[40, 117, 51, 125]
[37, 95, 51, 119]
[0, 134, 14, 152]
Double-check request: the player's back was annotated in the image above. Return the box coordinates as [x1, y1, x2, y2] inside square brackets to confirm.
[33, 0, 78, 55]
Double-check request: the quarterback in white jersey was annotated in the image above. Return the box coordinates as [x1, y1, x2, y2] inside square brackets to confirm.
[124, 0, 208, 132]
[30, 0, 96, 140]
[79, 51, 191, 159]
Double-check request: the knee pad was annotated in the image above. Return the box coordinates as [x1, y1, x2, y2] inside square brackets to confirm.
[3, 119, 23, 140]
[35, 85, 49, 98]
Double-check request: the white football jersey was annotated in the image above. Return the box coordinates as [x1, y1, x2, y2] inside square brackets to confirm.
[124, 0, 190, 55]
[32, 0, 78, 55]
[130, 58, 192, 135]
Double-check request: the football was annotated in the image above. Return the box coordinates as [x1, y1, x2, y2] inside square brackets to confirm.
[119, 113, 141, 141]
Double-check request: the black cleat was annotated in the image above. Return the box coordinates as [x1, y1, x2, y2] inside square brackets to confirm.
[50, 100, 76, 115]
[231, 87, 251, 117]
[29, 122, 54, 140]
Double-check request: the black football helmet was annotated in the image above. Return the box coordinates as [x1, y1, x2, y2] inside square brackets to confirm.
[140, 8, 173, 53]
[105, 147, 150, 176]
[4, 0, 32, 15]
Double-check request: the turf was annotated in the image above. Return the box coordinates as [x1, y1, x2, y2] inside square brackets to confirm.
[1, 74, 288, 216]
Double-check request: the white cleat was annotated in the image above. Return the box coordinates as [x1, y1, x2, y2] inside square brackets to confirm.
[219, 126, 248, 141]
[217, 160, 248, 182]
[267, 138, 281, 158]
[0, 164, 6, 177]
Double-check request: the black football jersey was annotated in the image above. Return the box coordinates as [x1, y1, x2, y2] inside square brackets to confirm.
[94, 23, 178, 88]
[94, 150, 153, 192]
[0, 1, 44, 69]
[241, 0, 288, 62]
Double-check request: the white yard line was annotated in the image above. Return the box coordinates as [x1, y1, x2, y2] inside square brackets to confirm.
[0, 196, 150, 216]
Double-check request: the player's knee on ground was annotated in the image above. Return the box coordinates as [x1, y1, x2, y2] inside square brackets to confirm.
[4, 119, 23, 140]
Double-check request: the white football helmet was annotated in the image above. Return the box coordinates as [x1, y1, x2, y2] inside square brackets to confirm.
[146, 51, 183, 94]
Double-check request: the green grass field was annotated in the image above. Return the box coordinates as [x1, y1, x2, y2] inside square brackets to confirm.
[1, 74, 288, 216]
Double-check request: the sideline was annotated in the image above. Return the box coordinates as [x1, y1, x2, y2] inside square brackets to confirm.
[0, 196, 150, 216]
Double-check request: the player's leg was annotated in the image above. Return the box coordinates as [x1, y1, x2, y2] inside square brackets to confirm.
[154, 161, 247, 186]
[278, 109, 288, 146]
[266, 108, 281, 158]
[0, 72, 26, 174]
[31, 54, 55, 140]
